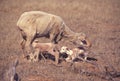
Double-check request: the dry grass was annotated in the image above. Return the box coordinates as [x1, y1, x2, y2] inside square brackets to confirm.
[0, 0, 120, 81]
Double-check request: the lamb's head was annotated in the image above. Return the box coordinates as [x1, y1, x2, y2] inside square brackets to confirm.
[65, 56, 72, 62]
[32, 40, 39, 48]
[60, 46, 68, 53]
[72, 33, 92, 48]
[60, 46, 73, 55]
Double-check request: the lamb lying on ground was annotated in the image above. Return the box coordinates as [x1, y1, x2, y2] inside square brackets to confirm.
[60, 46, 88, 62]
[28, 40, 59, 64]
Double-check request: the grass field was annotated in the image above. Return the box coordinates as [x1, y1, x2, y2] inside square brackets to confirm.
[0, 0, 120, 81]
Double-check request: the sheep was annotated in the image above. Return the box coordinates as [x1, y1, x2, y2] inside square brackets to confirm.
[28, 40, 59, 64]
[17, 11, 91, 57]
[60, 46, 88, 62]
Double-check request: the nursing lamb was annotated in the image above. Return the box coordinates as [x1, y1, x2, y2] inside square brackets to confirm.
[28, 40, 59, 64]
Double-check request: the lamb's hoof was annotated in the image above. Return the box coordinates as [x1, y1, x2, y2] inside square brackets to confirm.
[22, 54, 26, 58]
[52, 62, 62, 67]
[33, 59, 39, 62]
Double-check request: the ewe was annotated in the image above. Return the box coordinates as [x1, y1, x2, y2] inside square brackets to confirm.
[17, 11, 91, 57]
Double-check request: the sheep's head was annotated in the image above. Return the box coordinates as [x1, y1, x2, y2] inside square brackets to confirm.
[72, 33, 92, 48]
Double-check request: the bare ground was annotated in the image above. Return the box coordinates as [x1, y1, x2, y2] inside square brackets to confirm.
[0, 0, 120, 81]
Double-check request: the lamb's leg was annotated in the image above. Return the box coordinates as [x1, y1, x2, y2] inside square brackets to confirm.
[77, 56, 86, 62]
[84, 52, 88, 61]
[10, 76, 14, 81]
[40, 52, 46, 62]
[65, 55, 72, 62]
[49, 27, 59, 44]
[84, 57, 87, 61]
[32, 49, 40, 62]
[28, 53, 34, 62]
[54, 52, 59, 65]
[75, 53, 87, 62]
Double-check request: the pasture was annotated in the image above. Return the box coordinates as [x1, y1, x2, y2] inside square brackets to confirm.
[0, 0, 120, 81]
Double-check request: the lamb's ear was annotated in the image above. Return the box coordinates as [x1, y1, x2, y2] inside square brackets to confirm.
[84, 39, 92, 47]
[78, 32, 86, 40]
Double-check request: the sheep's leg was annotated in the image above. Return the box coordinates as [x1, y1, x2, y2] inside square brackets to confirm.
[50, 33, 56, 43]
[25, 33, 35, 57]
[20, 39, 26, 57]
[25, 40, 32, 55]
[19, 29, 27, 57]
[20, 39, 25, 50]
[56, 30, 63, 43]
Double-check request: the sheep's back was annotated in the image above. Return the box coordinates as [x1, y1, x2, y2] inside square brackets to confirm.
[17, 11, 64, 35]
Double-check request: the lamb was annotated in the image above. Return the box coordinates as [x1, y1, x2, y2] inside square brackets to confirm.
[60, 46, 88, 62]
[17, 11, 91, 57]
[28, 40, 59, 64]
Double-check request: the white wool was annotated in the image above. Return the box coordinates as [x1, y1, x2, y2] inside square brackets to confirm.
[66, 50, 73, 56]
[60, 46, 68, 53]
[60, 46, 87, 62]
